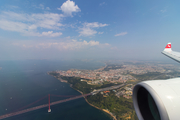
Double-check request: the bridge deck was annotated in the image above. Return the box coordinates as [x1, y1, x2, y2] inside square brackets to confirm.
[0, 93, 91, 120]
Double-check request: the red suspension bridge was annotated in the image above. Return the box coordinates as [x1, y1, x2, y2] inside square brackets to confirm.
[0, 84, 125, 120]
[0, 93, 92, 120]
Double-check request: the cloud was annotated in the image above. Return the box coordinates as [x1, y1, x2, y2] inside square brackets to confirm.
[0, 11, 64, 37]
[33, 4, 50, 10]
[160, 9, 167, 13]
[28, 24, 37, 30]
[31, 13, 64, 29]
[98, 32, 104, 34]
[79, 22, 108, 36]
[0, 11, 30, 21]
[0, 20, 28, 33]
[33, 4, 44, 10]
[0, 12, 64, 29]
[58, 0, 80, 16]
[7, 5, 19, 9]
[0, 1, 81, 37]
[39, 4, 44, 10]
[89, 40, 99, 46]
[100, 2, 105, 6]
[104, 43, 110, 46]
[84, 22, 108, 28]
[12, 39, 109, 51]
[46, 7, 50, 10]
[79, 27, 97, 36]
[7, 39, 111, 60]
[22, 31, 63, 37]
[115, 32, 127, 36]
[41, 31, 62, 37]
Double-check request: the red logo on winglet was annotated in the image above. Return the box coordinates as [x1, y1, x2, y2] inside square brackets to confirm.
[165, 44, 171, 48]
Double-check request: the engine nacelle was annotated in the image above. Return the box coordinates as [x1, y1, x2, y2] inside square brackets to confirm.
[133, 78, 180, 120]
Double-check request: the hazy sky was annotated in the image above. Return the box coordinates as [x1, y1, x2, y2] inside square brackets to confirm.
[1, 0, 180, 61]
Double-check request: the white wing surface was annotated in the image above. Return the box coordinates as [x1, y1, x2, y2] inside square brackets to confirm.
[162, 43, 180, 63]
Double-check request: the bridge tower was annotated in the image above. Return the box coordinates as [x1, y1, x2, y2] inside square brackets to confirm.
[48, 94, 51, 112]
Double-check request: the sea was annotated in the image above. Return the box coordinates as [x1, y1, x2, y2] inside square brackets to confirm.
[0, 60, 112, 120]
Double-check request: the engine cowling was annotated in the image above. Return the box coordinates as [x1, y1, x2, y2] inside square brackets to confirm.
[133, 78, 180, 120]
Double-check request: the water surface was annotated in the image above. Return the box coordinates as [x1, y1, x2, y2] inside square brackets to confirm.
[0, 60, 112, 120]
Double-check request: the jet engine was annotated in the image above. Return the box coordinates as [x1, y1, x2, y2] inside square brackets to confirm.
[133, 78, 180, 120]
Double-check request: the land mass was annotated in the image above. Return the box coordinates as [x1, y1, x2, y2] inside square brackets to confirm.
[48, 61, 180, 120]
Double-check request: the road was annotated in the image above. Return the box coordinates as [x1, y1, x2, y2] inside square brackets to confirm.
[0, 93, 91, 120]
[0, 84, 126, 119]
[91, 83, 126, 95]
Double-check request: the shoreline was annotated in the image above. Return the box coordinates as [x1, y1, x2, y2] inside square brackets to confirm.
[71, 87, 117, 120]
[57, 75, 117, 120]
[48, 72, 117, 120]
[84, 95, 117, 120]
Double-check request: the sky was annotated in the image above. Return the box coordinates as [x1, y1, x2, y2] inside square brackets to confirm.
[1, 0, 180, 61]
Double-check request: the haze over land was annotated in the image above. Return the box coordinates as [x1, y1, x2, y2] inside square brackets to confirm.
[49, 62, 180, 119]
[1, 0, 180, 61]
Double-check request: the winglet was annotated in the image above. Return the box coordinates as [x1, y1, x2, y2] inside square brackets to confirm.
[164, 42, 172, 52]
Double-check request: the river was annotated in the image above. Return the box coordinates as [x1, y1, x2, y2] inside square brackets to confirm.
[0, 60, 112, 120]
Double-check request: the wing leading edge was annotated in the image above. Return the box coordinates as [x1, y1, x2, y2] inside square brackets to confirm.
[162, 43, 180, 63]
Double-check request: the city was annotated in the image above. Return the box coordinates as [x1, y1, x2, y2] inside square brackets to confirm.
[57, 62, 180, 84]
[48, 62, 180, 120]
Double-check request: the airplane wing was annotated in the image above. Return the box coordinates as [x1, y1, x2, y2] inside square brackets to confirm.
[133, 43, 180, 120]
[161, 42, 180, 63]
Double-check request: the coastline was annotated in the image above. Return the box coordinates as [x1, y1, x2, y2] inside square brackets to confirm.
[47, 72, 67, 83]
[48, 72, 117, 120]
[84, 95, 117, 120]
[58, 76, 117, 120]
[71, 86, 117, 120]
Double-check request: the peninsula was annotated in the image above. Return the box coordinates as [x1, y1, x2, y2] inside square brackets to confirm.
[48, 62, 180, 120]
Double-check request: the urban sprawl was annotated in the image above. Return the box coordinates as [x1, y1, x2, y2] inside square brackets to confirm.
[57, 63, 179, 99]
